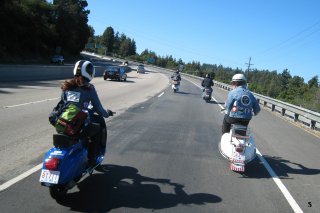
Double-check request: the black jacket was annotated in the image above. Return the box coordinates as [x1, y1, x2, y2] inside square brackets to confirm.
[201, 77, 213, 88]
[171, 73, 181, 81]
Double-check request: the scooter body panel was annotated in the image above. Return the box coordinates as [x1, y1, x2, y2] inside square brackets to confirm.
[219, 132, 256, 163]
[40, 140, 88, 186]
[202, 88, 212, 101]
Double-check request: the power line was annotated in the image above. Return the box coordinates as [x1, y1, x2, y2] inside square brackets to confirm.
[258, 19, 320, 56]
[245, 57, 253, 82]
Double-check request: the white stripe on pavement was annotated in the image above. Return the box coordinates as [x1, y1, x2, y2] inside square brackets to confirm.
[256, 149, 303, 213]
[158, 92, 164, 97]
[3, 98, 59, 108]
[0, 164, 42, 192]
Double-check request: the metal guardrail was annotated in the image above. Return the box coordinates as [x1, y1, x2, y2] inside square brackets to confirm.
[212, 81, 320, 130]
[82, 51, 320, 131]
[154, 66, 320, 131]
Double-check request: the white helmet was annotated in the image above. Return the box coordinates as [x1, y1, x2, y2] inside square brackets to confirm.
[231, 73, 247, 83]
[73, 60, 95, 82]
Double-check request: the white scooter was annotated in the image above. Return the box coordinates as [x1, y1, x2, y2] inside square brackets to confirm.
[219, 124, 256, 172]
[172, 80, 180, 93]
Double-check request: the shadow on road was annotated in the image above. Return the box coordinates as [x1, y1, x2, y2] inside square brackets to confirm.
[173, 91, 200, 96]
[203, 100, 225, 105]
[104, 79, 135, 83]
[58, 164, 222, 212]
[0, 81, 60, 94]
[242, 155, 320, 179]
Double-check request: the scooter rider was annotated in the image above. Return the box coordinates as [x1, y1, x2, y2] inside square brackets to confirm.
[201, 73, 214, 93]
[60, 60, 113, 166]
[222, 73, 260, 134]
[171, 70, 182, 83]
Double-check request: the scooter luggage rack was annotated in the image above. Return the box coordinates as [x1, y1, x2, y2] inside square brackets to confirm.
[230, 124, 250, 139]
[231, 134, 250, 139]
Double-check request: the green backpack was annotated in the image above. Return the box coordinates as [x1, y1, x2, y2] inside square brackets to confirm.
[51, 103, 88, 136]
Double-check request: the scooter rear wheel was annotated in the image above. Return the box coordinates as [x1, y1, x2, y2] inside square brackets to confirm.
[49, 186, 67, 200]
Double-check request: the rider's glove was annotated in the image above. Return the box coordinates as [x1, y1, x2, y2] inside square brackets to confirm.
[107, 109, 114, 117]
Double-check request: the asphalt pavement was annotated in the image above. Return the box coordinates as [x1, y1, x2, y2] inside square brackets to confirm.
[1, 72, 319, 212]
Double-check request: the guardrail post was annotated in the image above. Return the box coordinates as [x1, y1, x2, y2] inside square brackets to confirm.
[281, 108, 286, 116]
[294, 113, 299, 122]
[263, 101, 267, 107]
[271, 104, 275, 112]
[311, 120, 316, 129]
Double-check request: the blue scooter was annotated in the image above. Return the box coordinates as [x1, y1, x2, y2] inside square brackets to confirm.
[39, 112, 112, 200]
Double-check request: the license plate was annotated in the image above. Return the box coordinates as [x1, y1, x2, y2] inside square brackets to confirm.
[232, 151, 245, 162]
[230, 151, 245, 172]
[39, 169, 60, 184]
[230, 162, 245, 172]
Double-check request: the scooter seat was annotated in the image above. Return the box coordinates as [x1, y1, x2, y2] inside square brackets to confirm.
[53, 134, 79, 148]
[232, 124, 248, 136]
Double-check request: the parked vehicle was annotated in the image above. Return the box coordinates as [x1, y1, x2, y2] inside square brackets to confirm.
[51, 55, 64, 64]
[103, 66, 127, 81]
[136, 64, 145, 73]
[219, 124, 256, 172]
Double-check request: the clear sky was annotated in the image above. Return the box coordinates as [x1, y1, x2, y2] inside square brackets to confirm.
[86, 0, 320, 82]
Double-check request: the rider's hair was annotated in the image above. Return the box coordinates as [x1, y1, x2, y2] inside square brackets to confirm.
[61, 76, 92, 91]
[232, 80, 246, 87]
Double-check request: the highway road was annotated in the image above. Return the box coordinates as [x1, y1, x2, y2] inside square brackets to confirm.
[0, 66, 319, 213]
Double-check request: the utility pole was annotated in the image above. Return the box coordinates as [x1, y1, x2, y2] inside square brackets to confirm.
[245, 57, 253, 83]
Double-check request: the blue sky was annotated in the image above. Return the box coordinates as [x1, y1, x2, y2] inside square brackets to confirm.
[86, 0, 320, 82]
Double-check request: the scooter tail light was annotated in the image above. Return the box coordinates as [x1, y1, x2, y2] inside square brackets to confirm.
[235, 145, 244, 152]
[45, 157, 60, 170]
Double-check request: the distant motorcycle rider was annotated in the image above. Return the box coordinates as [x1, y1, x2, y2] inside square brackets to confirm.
[60, 60, 113, 166]
[222, 73, 260, 134]
[171, 70, 182, 83]
[201, 73, 214, 92]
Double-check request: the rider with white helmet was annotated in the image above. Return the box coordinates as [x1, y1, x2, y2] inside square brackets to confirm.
[73, 60, 95, 82]
[222, 73, 260, 134]
[60, 60, 113, 165]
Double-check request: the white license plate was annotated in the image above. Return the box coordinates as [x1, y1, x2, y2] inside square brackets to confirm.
[39, 169, 60, 184]
[233, 152, 245, 162]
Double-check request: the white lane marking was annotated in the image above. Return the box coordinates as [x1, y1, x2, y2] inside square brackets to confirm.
[185, 76, 303, 213]
[158, 92, 164, 98]
[256, 149, 303, 213]
[211, 96, 225, 109]
[0, 163, 42, 192]
[3, 98, 59, 108]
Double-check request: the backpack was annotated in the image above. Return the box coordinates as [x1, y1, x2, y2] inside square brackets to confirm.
[49, 100, 88, 136]
[172, 74, 180, 81]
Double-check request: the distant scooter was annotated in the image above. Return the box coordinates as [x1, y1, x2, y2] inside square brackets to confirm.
[219, 124, 256, 172]
[202, 88, 212, 102]
[39, 111, 114, 200]
[172, 80, 180, 93]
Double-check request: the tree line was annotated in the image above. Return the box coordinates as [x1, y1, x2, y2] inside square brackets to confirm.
[77, 24, 320, 113]
[1, 1, 318, 112]
[0, 0, 92, 62]
[85, 26, 136, 58]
